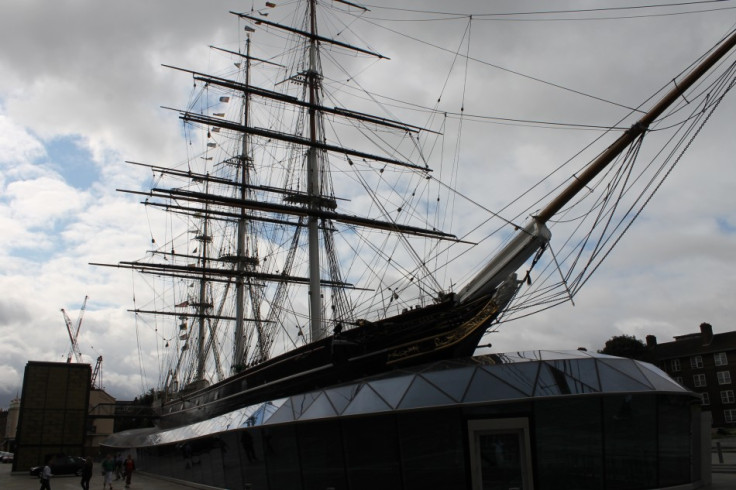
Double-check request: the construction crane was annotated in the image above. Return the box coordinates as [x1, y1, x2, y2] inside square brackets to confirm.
[91, 355, 103, 389]
[61, 295, 88, 364]
[61, 297, 104, 390]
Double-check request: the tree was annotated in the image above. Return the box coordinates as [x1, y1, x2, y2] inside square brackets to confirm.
[599, 334, 647, 360]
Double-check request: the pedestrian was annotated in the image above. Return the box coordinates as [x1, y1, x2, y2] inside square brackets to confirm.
[38, 458, 52, 490]
[102, 454, 115, 490]
[123, 454, 135, 488]
[114, 453, 123, 480]
[80, 456, 93, 490]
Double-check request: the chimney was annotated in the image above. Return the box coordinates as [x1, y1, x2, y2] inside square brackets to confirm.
[646, 335, 657, 348]
[700, 323, 714, 345]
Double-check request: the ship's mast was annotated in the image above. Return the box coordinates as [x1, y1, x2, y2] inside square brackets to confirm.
[195, 183, 210, 382]
[233, 37, 251, 370]
[306, 0, 323, 342]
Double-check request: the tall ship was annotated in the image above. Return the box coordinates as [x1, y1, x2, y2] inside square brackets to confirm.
[95, 1, 736, 428]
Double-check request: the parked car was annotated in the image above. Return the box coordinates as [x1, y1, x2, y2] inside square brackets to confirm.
[30, 454, 85, 476]
[0, 451, 13, 463]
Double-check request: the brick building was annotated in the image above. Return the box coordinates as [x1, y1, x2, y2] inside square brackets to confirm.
[646, 323, 736, 428]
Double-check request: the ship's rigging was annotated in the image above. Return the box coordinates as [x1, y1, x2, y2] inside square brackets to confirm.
[92, 1, 736, 403]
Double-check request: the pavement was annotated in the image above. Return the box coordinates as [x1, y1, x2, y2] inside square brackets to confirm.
[1, 460, 734, 489]
[0, 465, 214, 490]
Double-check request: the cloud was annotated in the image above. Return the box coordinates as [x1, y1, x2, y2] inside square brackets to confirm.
[0, 113, 46, 167]
[0, 0, 735, 412]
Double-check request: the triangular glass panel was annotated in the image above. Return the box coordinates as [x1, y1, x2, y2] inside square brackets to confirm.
[599, 358, 653, 389]
[481, 362, 539, 396]
[637, 361, 689, 392]
[397, 375, 455, 410]
[258, 399, 283, 424]
[367, 375, 414, 408]
[289, 392, 320, 419]
[342, 384, 392, 416]
[463, 366, 530, 403]
[421, 366, 474, 402]
[597, 360, 651, 392]
[324, 384, 360, 415]
[299, 392, 339, 421]
[535, 363, 564, 396]
[263, 397, 296, 425]
[546, 359, 600, 392]
[541, 349, 591, 360]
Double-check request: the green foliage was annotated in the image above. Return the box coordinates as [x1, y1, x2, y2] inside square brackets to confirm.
[598, 334, 647, 360]
[133, 388, 157, 406]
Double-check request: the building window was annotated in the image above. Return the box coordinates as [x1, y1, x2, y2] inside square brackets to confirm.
[718, 371, 732, 385]
[715, 353, 728, 366]
[722, 391, 736, 404]
[694, 374, 707, 387]
[671, 359, 681, 372]
[725, 409, 736, 423]
[702, 393, 710, 405]
[675, 376, 684, 386]
[691, 356, 703, 369]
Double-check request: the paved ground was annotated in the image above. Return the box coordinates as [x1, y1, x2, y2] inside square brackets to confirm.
[2, 461, 735, 489]
[0, 465, 213, 490]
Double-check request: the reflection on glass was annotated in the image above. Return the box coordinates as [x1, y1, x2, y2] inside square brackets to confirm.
[604, 395, 657, 489]
[534, 397, 604, 489]
[479, 432, 523, 490]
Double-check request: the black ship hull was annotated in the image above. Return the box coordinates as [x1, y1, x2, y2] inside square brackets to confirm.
[157, 293, 503, 428]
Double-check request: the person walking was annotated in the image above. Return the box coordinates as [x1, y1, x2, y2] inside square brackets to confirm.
[80, 456, 93, 490]
[123, 454, 135, 488]
[114, 453, 123, 481]
[102, 454, 115, 490]
[38, 459, 52, 490]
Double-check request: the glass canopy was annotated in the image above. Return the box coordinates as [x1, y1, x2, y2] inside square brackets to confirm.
[103, 350, 691, 448]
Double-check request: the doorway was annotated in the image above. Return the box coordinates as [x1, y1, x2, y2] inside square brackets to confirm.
[468, 418, 534, 490]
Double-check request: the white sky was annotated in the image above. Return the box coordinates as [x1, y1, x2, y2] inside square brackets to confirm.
[1, 0, 735, 408]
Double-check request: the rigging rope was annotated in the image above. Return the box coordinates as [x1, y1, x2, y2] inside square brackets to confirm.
[500, 66, 736, 323]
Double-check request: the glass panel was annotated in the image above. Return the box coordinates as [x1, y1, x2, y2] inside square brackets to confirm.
[637, 362, 688, 392]
[546, 359, 600, 392]
[478, 432, 523, 490]
[597, 362, 651, 392]
[488, 362, 539, 394]
[290, 392, 320, 419]
[535, 364, 565, 396]
[421, 367, 474, 402]
[397, 375, 455, 410]
[250, 399, 283, 426]
[201, 436, 225, 488]
[342, 384, 392, 416]
[263, 425, 302, 490]
[343, 415, 401, 490]
[603, 395, 657, 489]
[538, 349, 591, 360]
[534, 397, 603, 490]
[298, 420, 346, 490]
[600, 359, 653, 387]
[220, 432, 243, 490]
[237, 429, 268, 490]
[398, 409, 466, 490]
[264, 398, 297, 425]
[465, 365, 534, 402]
[367, 375, 414, 407]
[658, 396, 691, 487]
[300, 392, 339, 420]
[324, 385, 359, 414]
